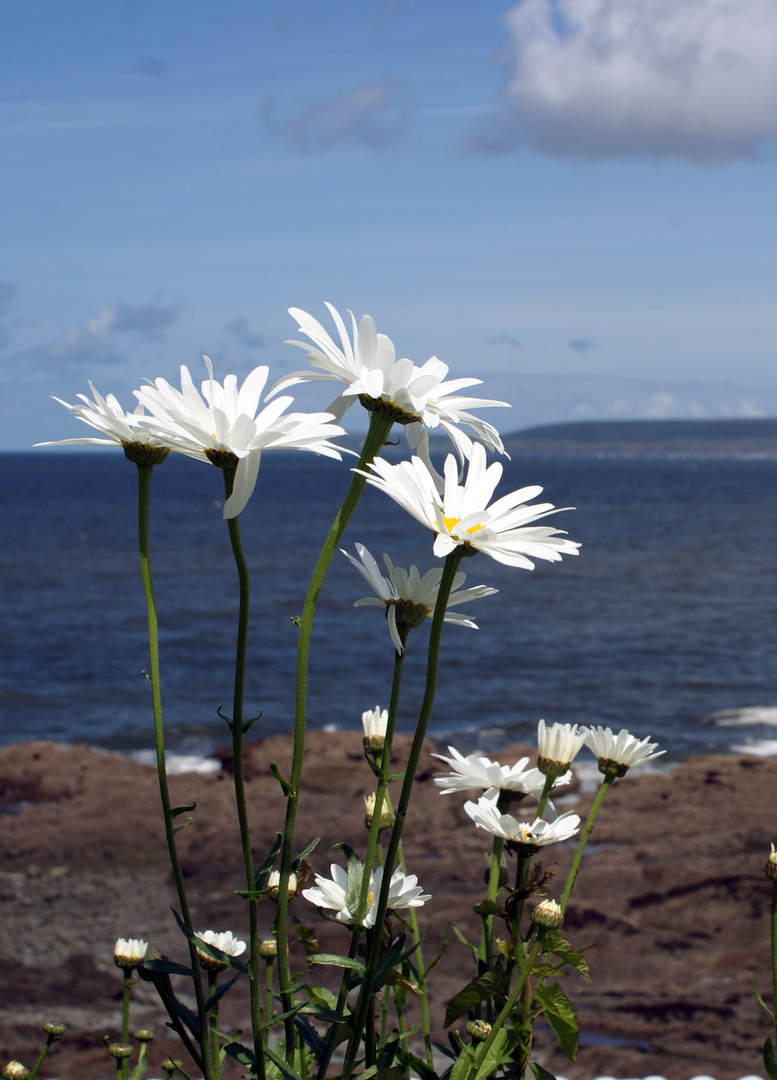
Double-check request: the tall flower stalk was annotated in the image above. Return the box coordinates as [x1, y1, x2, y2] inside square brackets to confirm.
[340, 546, 467, 1079]
[134, 454, 213, 1080]
[275, 407, 397, 1053]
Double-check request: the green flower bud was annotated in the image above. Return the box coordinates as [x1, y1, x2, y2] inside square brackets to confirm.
[465, 1019, 491, 1042]
[259, 938, 278, 960]
[531, 899, 564, 929]
[2, 1062, 31, 1080]
[106, 1043, 133, 1060]
[42, 1021, 67, 1038]
[133, 1029, 154, 1043]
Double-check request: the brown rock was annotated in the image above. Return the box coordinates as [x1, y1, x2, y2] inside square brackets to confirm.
[0, 737, 774, 1079]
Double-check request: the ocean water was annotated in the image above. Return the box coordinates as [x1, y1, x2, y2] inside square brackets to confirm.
[1, 450, 776, 765]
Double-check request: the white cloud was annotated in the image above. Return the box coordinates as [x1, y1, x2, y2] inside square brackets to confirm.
[262, 77, 407, 151]
[471, 0, 777, 161]
[12, 300, 177, 375]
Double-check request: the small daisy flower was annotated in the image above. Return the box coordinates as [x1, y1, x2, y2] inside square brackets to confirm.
[464, 792, 580, 853]
[302, 861, 430, 927]
[194, 930, 247, 972]
[362, 706, 388, 754]
[114, 937, 148, 970]
[343, 542, 496, 653]
[584, 726, 664, 779]
[536, 720, 587, 779]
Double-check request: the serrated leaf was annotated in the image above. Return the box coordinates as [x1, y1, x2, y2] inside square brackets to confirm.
[205, 971, 240, 1011]
[141, 956, 197, 978]
[529, 1062, 558, 1080]
[534, 982, 578, 1061]
[444, 966, 510, 1028]
[373, 934, 407, 992]
[753, 972, 775, 1021]
[453, 1028, 509, 1080]
[270, 760, 294, 795]
[542, 930, 591, 979]
[765, 1038, 777, 1080]
[385, 970, 423, 996]
[265, 1044, 304, 1080]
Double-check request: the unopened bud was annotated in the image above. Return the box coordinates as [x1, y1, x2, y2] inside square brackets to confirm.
[42, 1021, 67, 1038]
[362, 707, 388, 756]
[531, 899, 564, 929]
[106, 1043, 133, 1060]
[266, 870, 298, 901]
[2, 1063, 31, 1080]
[162, 1059, 183, 1078]
[465, 1020, 491, 1042]
[364, 793, 391, 831]
[259, 938, 278, 960]
[766, 843, 777, 881]
[133, 1029, 154, 1043]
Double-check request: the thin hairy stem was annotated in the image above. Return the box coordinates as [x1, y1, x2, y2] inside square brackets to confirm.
[135, 462, 212, 1079]
[560, 774, 615, 913]
[276, 410, 396, 1058]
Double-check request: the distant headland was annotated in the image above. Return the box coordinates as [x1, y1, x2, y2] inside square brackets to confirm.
[504, 416, 777, 454]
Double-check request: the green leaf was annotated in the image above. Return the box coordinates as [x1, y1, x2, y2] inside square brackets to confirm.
[308, 953, 366, 975]
[473, 1028, 509, 1080]
[292, 836, 320, 870]
[373, 934, 407, 992]
[473, 901, 502, 917]
[141, 956, 197, 978]
[397, 1049, 439, 1080]
[451, 923, 478, 955]
[765, 1038, 777, 1080]
[529, 1062, 558, 1080]
[542, 931, 591, 979]
[254, 833, 283, 889]
[534, 983, 578, 1061]
[205, 972, 240, 1012]
[753, 972, 776, 1021]
[170, 802, 196, 818]
[270, 760, 294, 795]
[330, 842, 365, 905]
[265, 1044, 304, 1080]
[424, 921, 451, 977]
[444, 966, 510, 1028]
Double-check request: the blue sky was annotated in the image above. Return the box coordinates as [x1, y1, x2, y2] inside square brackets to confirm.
[3, 0, 777, 449]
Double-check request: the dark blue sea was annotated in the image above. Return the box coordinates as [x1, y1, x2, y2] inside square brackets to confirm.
[1, 449, 776, 767]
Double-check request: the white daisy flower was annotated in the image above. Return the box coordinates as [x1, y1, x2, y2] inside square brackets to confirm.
[536, 720, 587, 778]
[361, 705, 388, 747]
[302, 861, 430, 927]
[342, 542, 497, 654]
[266, 871, 299, 900]
[269, 303, 509, 459]
[133, 357, 346, 518]
[584, 726, 665, 778]
[464, 792, 580, 851]
[357, 443, 579, 567]
[37, 385, 170, 464]
[433, 746, 567, 800]
[194, 930, 247, 971]
[114, 937, 148, 970]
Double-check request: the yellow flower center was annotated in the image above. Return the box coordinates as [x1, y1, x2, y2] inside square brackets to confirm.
[443, 515, 484, 535]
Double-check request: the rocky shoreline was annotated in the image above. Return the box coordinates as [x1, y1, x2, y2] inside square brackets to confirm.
[1, 735, 775, 1080]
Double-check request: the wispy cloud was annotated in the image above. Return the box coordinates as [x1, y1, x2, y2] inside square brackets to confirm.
[468, 0, 777, 162]
[225, 316, 266, 349]
[0, 282, 16, 317]
[262, 77, 408, 151]
[489, 333, 522, 349]
[12, 300, 177, 376]
[569, 337, 596, 353]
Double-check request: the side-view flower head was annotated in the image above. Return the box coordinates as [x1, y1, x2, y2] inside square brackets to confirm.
[36, 384, 170, 465]
[537, 719, 587, 778]
[194, 930, 247, 971]
[358, 442, 580, 567]
[302, 860, 430, 927]
[342, 542, 497, 654]
[269, 303, 509, 460]
[433, 745, 569, 801]
[133, 357, 346, 518]
[464, 792, 580, 852]
[585, 726, 664, 778]
[114, 937, 148, 970]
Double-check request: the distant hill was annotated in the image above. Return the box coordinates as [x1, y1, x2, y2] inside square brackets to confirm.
[504, 417, 777, 455]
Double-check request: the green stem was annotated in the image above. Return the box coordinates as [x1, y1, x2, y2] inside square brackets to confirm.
[276, 410, 396, 1058]
[462, 937, 544, 1080]
[120, 975, 132, 1080]
[315, 930, 362, 1080]
[356, 649, 404, 921]
[28, 1038, 55, 1080]
[264, 959, 275, 1040]
[135, 462, 212, 1079]
[533, 774, 556, 821]
[560, 774, 615, 913]
[221, 468, 264, 1080]
[207, 971, 222, 1080]
[342, 547, 466, 1079]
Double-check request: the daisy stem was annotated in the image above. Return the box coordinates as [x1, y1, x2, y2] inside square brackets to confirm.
[533, 774, 556, 821]
[341, 547, 466, 1080]
[135, 462, 213, 1080]
[120, 974, 132, 1079]
[207, 972, 221, 1080]
[264, 957, 275, 1040]
[461, 936, 544, 1080]
[771, 881, 777, 1045]
[276, 409, 396, 1060]
[315, 929, 362, 1080]
[560, 774, 615, 913]
[221, 467, 264, 1080]
[356, 649, 404, 920]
